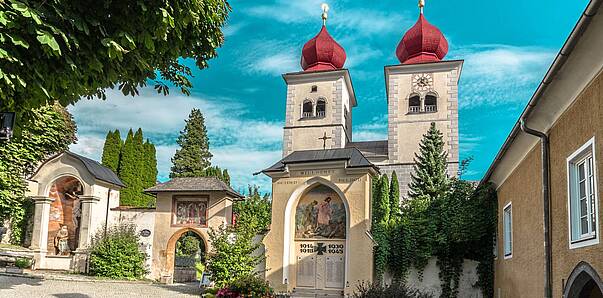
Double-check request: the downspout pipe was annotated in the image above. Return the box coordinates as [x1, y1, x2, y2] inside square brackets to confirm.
[520, 119, 552, 298]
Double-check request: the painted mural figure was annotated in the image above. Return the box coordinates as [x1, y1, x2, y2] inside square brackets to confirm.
[295, 186, 345, 239]
[54, 225, 70, 255]
[175, 201, 208, 225]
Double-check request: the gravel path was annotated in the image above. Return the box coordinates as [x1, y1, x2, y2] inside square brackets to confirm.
[0, 275, 200, 298]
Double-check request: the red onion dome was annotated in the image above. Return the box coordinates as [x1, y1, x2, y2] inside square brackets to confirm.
[301, 26, 346, 72]
[396, 13, 448, 64]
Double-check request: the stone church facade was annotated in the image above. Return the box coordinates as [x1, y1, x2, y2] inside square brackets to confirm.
[261, 4, 466, 297]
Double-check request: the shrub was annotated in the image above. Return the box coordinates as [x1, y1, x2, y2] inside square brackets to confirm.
[14, 258, 31, 269]
[352, 282, 432, 298]
[89, 224, 147, 279]
[206, 225, 262, 287]
[216, 275, 274, 298]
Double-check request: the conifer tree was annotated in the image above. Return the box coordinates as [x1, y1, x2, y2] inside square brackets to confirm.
[118, 129, 143, 206]
[101, 130, 122, 173]
[389, 171, 400, 222]
[222, 169, 230, 186]
[170, 109, 213, 178]
[408, 122, 449, 202]
[141, 139, 158, 207]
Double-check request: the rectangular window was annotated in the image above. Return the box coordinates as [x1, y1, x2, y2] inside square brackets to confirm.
[503, 202, 512, 258]
[568, 137, 599, 249]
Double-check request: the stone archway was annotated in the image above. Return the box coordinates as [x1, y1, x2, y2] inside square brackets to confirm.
[564, 261, 603, 298]
[283, 178, 350, 291]
[165, 228, 208, 283]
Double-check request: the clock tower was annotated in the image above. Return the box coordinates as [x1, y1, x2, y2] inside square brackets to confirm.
[379, 5, 462, 194]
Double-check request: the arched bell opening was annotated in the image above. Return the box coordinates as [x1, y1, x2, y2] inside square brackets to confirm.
[46, 175, 84, 256]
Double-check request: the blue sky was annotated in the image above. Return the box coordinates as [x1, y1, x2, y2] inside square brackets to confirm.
[69, 0, 590, 194]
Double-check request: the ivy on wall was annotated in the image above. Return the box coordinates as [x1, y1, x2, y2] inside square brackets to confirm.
[371, 123, 497, 298]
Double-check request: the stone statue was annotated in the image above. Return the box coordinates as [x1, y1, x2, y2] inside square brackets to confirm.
[54, 225, 70, 256]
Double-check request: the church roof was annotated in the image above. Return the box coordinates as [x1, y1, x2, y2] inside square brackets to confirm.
[346, 140, 388, 159]
[144, 177, 244, 198]
[261, 147, 376, 173]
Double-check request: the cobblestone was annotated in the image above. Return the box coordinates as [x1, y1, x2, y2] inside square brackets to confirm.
[0, 275, 200, 298]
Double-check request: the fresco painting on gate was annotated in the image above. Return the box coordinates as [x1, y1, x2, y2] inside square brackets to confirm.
[295, 185, 345, 239]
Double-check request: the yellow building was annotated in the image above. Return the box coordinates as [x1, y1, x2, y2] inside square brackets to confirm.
[260, 3, 462, 296]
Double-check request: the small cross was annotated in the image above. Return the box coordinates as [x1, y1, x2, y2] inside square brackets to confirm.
[315, 243, 327, 255]
[318, 132, 332, 149]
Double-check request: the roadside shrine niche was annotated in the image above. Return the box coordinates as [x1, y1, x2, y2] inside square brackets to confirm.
[47, 176, 83, 255]
[294, 184, 346, 289]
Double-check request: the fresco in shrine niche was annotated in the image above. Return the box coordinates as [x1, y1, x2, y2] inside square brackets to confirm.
[295, 185, 346, 239]
[47, 176, 83, 255]
[172, 196, 209, 226]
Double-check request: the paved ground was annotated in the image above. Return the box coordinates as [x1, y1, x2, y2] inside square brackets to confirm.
[0, 275, 201, 298]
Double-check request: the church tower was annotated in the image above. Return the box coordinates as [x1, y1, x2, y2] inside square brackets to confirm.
[379, 1, 462, 195]
[281, 10, 356, 157]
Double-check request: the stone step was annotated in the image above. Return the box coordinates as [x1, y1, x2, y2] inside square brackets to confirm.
[292, 288, 344, 298]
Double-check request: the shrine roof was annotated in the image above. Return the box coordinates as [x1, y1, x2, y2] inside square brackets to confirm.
[69, 152, 126, 187]
[144, 177, 244, 198]
[261, 147, 376, 174]
[346, 140, 388, 158]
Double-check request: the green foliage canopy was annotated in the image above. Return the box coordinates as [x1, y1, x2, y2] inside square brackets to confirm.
[0, 104, 76, 243]
[206, 224, 262, 287]
[233, 186, 272, 239]
[0, 0, 231, 114]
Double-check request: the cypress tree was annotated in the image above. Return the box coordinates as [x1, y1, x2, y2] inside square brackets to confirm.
[222, 169, 230, 186]
[170, 109, 213, 178]
[101, 130, 122, 173]
[118, 129, 143, 206]
[141, 139, 158, 207]
[408, 122, 449, 203]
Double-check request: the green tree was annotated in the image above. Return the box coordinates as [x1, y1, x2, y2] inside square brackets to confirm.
[408, 122, 449, 203]
[101, 130, 122, 173]
[1, 0, 231, 115]
[141, 139, 157, 207]
[0, 104, 76, 243]
[170, 108, 212, 178]
[205, 224, 262, 287]
[117, 129, 142, 206]
[233, 186, 272, 238]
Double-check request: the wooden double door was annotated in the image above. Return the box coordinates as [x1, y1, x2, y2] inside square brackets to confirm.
[295, 240, 345, 290]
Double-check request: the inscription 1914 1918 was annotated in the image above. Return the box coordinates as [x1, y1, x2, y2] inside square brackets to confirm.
[299, 242, 344, 255]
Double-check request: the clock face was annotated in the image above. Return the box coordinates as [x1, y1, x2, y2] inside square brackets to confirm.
[412, 73, 433, 92]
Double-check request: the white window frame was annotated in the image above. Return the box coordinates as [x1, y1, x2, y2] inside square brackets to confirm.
[567, 137, 599, 249]
[503, 202, 512, 259]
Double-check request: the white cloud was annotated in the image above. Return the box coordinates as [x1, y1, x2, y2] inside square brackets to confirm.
[449, 44, 555, 108]
[246, 1, 410, 36]
[240, 40, 299, 76]
[68, 89, 282, 192]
